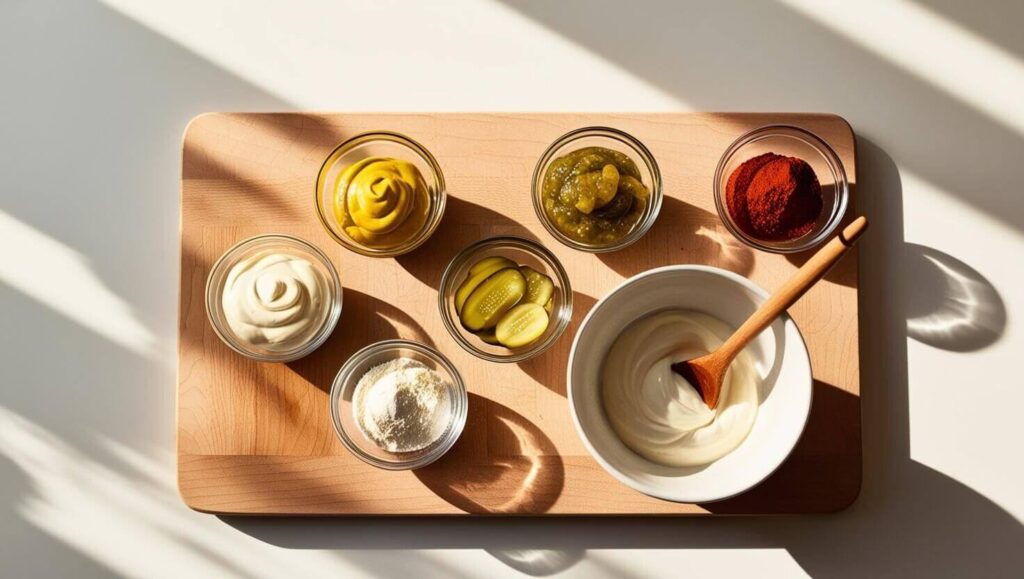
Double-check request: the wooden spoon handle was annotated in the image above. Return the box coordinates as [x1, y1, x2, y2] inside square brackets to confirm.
[717, 216, 868, 363]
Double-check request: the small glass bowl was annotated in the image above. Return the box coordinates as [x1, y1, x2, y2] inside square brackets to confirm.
[714, 125, 849, 253]
[315, 131, 446, 257]
[329, 339, 468, 470]
[205, 234, 343, 362]
[532, 126, 663, 253]
[438, 236, 573, 363]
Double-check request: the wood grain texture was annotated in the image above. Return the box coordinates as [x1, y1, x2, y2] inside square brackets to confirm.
[178, 113, 861, 515]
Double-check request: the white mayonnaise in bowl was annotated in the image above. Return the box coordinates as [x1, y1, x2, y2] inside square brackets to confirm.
[567, 265, 812, 503]
[205, 234, 342, 362]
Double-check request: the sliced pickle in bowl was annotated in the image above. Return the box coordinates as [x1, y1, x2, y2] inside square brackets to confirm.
[455, 260, 515, 314]
[495, 303, 550, 348]
[469, 256, 516, 275]
[453, 254, 558, 350]
[460, 268, 526, 331]
[520, 266, 554, 306]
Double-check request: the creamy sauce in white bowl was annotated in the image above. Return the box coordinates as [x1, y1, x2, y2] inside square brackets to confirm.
[567, 265, 812, 503]
[602, 311, 758, 467]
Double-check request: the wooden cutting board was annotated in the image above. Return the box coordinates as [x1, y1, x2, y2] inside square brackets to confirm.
[178, 113, 861, 515]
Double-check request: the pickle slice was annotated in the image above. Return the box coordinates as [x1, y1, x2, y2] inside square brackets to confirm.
[460, 268, 526, 331]
[519, 266, 554, 306]
[469, 256, 516, 276]
[496, 303, 550, 348]
[476, 328, 502, 345]
[456, 261, 516, 314]
[543, 297, 553, 313]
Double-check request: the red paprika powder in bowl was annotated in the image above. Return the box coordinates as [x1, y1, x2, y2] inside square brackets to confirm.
[714, 125, 848, 253]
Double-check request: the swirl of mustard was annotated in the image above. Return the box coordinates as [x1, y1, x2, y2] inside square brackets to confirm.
[333, 157, 430, 248]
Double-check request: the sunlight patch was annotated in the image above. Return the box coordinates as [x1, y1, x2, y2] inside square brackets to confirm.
[781, 0, 1024, 137]
[0, 211, 156, 357]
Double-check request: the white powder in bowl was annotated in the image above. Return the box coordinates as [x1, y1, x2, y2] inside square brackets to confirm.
[352, 357, 453, 453]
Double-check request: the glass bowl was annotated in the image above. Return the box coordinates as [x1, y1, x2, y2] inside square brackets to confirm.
[329, 339, 468, 470]
[316, 131, 446, 257]
[205, 234, 343, 362]
[713, 125, 849, 253]
[438, 236, 573, 363]
[532, 126, 663, 253]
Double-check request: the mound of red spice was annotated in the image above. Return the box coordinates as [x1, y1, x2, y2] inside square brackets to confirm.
[725, 152, 822, 241]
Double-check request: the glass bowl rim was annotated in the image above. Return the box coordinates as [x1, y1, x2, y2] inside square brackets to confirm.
[438, 235, 574, 363]
[315, 130, 447, 257]
[204, 233, 343, 362]
[712, 124, 849, 254]
[531, 125, 663, 253]
[328, 338, 468, 470]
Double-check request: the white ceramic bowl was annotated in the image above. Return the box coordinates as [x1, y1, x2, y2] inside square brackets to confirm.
[567, 265, 812, 503]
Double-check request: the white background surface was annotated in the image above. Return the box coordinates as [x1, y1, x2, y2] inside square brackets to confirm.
[1, 1, 1021, 577]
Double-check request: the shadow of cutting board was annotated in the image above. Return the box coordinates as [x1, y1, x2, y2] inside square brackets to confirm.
[178, 113, 860, 515]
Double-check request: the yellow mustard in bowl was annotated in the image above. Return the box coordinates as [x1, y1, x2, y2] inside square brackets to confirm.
[333, 157, 430, 249]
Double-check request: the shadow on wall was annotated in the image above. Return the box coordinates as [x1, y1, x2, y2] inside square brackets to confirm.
[0, 1, 294, 576]
[917, 0, 1024, 59]
[0, 0, 291, 444]
[485, 549, 585, 577]
[901, 243, 1006, 352]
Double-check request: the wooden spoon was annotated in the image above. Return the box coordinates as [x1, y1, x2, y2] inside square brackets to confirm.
[671, 216, 868, 409]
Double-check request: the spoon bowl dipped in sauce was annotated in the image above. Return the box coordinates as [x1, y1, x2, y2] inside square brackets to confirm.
[672, 216, 868, 409]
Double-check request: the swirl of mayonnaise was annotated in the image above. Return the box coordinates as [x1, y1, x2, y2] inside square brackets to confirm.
[601, 311, 759, 467]
[334, 157, 430, 248]
[222, 252, 330, 350]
